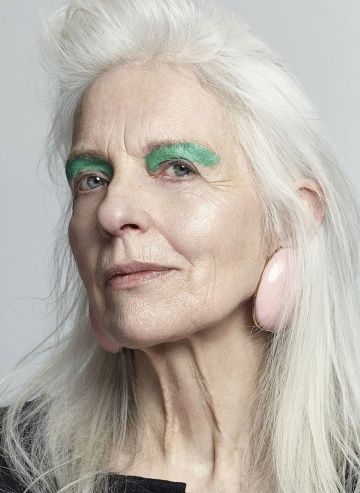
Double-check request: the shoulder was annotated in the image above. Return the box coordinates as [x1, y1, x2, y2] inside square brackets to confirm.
[0, 401, 36, 493]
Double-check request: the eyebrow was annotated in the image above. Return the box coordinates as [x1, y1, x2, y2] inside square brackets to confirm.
[67, 139, 220, 163]
[145, 139, 218, 157]
[65, 139, 221, 183]
[66, 149, 109, 164]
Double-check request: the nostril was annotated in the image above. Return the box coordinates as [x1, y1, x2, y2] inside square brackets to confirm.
[120, 224, 139, 230]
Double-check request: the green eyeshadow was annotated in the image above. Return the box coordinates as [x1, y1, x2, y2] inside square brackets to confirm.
[65, 142, 220, 184]
[145, 142, 220, 172]
[65, 156, 113, 184]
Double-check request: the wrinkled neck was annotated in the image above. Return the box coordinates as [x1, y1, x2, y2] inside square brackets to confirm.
[133, 307, 268, 471]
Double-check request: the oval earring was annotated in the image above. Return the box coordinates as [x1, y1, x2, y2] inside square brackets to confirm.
[252, 247, 295, 332]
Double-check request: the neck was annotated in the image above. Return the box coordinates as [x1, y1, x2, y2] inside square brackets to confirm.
[129, 301, 268, 484]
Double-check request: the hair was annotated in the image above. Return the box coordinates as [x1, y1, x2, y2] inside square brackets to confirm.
[1, 0, 360, 491]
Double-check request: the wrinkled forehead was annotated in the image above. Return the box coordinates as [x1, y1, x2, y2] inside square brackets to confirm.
[71, 63, 233, 157]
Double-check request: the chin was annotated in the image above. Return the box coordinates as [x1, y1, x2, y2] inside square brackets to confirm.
[115, 329, 189, 350]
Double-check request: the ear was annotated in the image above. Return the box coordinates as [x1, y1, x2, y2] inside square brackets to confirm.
[295, 178, 326, 240]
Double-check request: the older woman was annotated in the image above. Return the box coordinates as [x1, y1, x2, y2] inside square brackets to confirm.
[1, 0, 360, 492]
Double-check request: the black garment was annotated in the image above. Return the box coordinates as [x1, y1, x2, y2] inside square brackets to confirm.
[0, 402, 186, 492]
[0, 450, 186, 493]
[0, 402, 358, 492]
[0, 463, 186, 493]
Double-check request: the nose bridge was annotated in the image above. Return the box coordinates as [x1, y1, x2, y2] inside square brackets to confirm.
[95, 154, 151, 235]
[108, 153, 145, 195]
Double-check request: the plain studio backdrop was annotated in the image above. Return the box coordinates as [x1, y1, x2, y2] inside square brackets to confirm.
[0, 0, 359, 405]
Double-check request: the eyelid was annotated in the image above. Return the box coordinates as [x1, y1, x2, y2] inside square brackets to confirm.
[74, 169, 109, 181]
[66, 143, 219, 179]
[66, 151, 205, 194]
[145, 142, 220, 172]
[157, 158, 196, 169]
[65, 156, 113, 184]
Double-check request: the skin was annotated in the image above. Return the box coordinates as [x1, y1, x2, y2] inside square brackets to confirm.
[67, 61, 324, 492]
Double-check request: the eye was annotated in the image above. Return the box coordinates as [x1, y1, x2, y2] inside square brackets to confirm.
[157, 160, 197, 180]
[72, 160, 197, 195]
[74, 172, 109, 193]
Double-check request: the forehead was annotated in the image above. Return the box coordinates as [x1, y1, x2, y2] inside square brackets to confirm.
[72, 62, 231, 156]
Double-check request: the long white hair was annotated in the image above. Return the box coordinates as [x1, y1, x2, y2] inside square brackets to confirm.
[1, 0, 360, 491]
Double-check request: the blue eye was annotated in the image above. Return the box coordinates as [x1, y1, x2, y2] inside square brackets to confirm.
[72, 160, 197, 195]
[74, 173, 109, 193]
[157, 160, 197, 179]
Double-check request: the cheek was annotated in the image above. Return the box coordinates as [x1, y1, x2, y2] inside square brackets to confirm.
[174, 190, 262, 256]
[174, 189, 264, 293]
[67, 216, 96, 286]
[68, 202, 96, 254]
[68, 216, 85, 262]
[68, 217, 77, 253]
[219, 194, 265, 297]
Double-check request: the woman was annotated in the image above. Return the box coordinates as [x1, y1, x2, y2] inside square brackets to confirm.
[1, 0, 360, 492]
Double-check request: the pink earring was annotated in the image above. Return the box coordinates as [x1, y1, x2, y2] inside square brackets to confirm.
[252, 247, 295, 332]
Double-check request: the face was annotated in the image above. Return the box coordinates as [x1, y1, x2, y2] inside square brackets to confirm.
[67, 62, 267, 352]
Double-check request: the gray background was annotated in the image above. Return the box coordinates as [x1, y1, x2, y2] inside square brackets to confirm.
[1, 0, 359, 403]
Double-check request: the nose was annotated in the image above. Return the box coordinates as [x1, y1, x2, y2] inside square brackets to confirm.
[96, 169, 151, 238]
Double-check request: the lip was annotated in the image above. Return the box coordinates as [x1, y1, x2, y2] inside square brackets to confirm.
[104, 261, 175, 285]
[106, 269, 174, 289]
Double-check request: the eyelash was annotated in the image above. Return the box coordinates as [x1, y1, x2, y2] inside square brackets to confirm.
[72, 160, 198, 193]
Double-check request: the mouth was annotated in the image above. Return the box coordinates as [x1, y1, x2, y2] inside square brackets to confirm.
[105, 261, 175, 283]
[106, 269, 174, 289]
